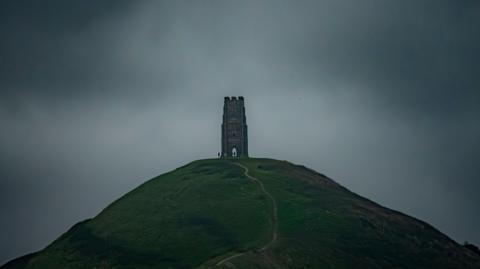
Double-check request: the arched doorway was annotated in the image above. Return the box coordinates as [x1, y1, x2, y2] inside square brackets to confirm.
[232, 147, 237, 157]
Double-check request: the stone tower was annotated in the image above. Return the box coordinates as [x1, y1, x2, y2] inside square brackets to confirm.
[221, 96, 248, 157]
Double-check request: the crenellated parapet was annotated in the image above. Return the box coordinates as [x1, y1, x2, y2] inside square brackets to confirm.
[224, 96, 244, 102]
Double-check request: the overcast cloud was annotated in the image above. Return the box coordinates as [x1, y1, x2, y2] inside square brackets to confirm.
[1, 0, 479, 264]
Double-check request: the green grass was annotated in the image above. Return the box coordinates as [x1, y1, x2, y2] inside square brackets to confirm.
[3, 158, 480, 269]
[22, 159, 271, 269]
[231, 158, 480, 269]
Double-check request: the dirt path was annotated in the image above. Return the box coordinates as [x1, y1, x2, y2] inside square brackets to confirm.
[213, 162, 279, 267]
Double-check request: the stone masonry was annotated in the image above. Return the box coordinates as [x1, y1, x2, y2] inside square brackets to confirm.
[221, 96, 248, 157]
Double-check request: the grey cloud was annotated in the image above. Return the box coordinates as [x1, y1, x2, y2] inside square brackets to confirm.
[1, 0, 480, 264]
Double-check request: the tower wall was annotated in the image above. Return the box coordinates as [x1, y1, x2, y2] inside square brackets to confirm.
[221, 96, 248, 157]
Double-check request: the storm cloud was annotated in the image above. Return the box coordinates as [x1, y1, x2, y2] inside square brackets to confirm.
[1, 0, 479, 264]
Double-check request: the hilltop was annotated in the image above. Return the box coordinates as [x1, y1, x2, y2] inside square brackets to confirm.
[2, 158, 479, 268]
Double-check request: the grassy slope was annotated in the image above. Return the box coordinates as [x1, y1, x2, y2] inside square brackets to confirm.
[230, 158, 480, 268]
[3, 158, 480, 268]
[21, 160, 271, 269]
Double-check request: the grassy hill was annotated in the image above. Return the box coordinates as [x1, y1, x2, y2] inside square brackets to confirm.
[2, 158, 479, 268]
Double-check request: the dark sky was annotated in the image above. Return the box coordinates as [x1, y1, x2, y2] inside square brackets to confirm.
[1, 0, 479, 264]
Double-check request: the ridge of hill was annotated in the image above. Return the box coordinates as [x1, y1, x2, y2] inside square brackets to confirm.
[2, 158, 479, 268]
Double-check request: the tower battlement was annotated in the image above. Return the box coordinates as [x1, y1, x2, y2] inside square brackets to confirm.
[221, 96, 248, 157]
[224, 96, 244, 102]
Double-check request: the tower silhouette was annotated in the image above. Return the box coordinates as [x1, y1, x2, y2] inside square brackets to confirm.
[221, 96, 248, 157]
